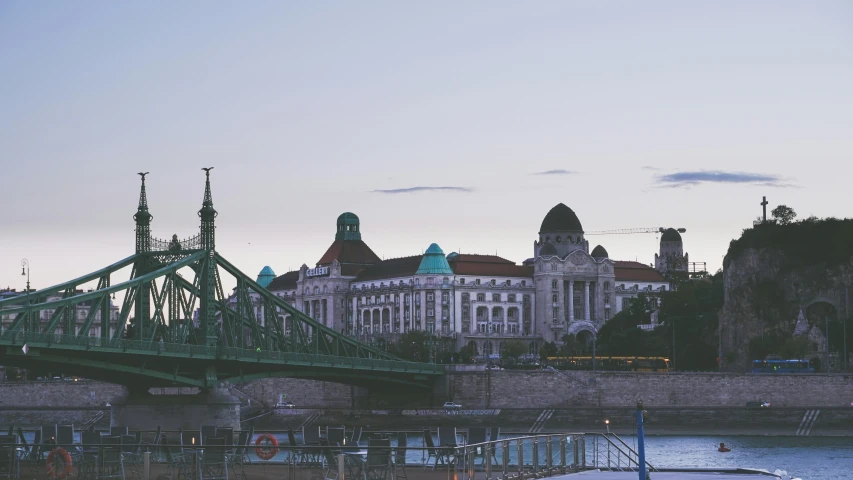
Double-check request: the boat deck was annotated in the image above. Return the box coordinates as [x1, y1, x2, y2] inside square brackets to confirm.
[556, 469, 783, 479]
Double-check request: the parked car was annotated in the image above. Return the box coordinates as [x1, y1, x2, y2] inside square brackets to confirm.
[443, 401, 462, 410]
[746, 401, 770, 408]
[275, 401, 296, 409]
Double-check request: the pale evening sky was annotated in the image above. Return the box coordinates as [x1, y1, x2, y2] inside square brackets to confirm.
[1, 1, 851, 294]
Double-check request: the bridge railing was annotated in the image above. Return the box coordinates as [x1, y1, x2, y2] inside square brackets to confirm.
[0, 330, 444, 374]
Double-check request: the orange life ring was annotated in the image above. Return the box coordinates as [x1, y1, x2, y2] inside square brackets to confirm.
[254, 434, 279, 460]
[46, 448, 73, 479]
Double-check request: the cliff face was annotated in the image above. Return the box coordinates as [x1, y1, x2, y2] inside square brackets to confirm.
[720, 246, 853, 371]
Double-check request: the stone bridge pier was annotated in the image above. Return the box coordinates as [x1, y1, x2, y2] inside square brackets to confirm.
[110, 388, 240, 431]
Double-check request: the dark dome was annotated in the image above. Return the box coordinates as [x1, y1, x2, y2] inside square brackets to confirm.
[591, 245, 609, 259]
[661, 228, 682, 242]
[539, 203, 583, 233]
[539, 242, 559, 257]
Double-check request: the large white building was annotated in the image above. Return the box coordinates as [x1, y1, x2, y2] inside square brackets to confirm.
[256, 204, 679, 355]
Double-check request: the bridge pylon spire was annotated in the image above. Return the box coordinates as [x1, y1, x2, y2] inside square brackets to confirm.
[198, 168, 218, 348]
[199, 167, 217, 250]
[134, 172, 152, 253]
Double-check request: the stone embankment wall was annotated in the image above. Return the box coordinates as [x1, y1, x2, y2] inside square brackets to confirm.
[447, 370, 853, 408]
[2, 370, 852, 414]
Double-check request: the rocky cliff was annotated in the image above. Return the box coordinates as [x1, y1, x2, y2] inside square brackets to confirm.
[719, 219, 853, 371]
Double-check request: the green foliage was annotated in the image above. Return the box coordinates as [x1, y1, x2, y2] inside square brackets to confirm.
[501, 340, 528, 361]
[389, 330, 433, 362]
[559, 334, 580, 356]
[725, 217, 853, 269]
[539, 341, 558, 361]
[772, 205, 797, 225]
[457, 343, 477, 364]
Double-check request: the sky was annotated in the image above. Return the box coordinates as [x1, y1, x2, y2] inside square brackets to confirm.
[1, 1, 851, 294]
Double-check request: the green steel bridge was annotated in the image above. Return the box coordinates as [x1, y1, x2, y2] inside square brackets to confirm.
[0, 170, 443, 391]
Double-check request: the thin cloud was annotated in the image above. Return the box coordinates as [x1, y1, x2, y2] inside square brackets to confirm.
[641, 166, 660, 171]
[372, 186, 474, 194]
[655, 170, 797, 188]
[533, 169, 578, 175]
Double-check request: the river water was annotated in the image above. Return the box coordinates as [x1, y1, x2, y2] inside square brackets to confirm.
[640, 435, 853, 480]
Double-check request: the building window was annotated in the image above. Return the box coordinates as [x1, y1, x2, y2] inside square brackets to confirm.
[506, 280, 511, 286]
[490, 279, 496, 286]
[442, 292, 449, 302]
[605, 309, 611, 321]
[427, 308, 434, 316]
[552, 294, 558, 303]
[427, 277, 435, 285]
[551, 263, 557, 271]
[462, 293, 470, 303]
[552, 308, 559, 320]
[492, 293, 500, 302]
[508, 294, 516, 302]
[476, 279, 481, 285]
[427, 292, 434, 301]
[460, 278, 465, 285]
[477, 293, 485, 302]
[551, 280, 558, 290]
[521, 280, 526, 287]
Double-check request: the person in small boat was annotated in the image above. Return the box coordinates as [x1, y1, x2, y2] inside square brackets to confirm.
[718, 442, 731, 452]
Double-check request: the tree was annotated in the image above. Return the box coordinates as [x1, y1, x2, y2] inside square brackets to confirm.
[539, 341, 558, 361]
[772, 205, 797, 225]
[560, 334, 580, 356]
[501, 340, 528, 362]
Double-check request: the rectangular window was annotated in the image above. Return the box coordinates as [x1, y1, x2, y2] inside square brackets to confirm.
[460, 278, 466, 285]
[477, 293, 485, 302]
[492, 293, 500, 302]
[427, 292, 434, 301]
[442, 292, 449, 302]
[427, 308, 434, 316]
[552, 308, 559, 320]
[552, 280, 558, 289]
[508, 294, 516, 302]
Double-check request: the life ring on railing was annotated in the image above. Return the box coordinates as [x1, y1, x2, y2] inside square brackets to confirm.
[255, 434, 279, 460]
[46, 448, 73, 479]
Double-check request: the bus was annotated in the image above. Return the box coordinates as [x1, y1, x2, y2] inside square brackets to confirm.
[546, 356, 671, 372]
[751, 359, 814, 373]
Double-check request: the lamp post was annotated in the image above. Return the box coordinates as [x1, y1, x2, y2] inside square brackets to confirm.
[592, 326, 599, 372]
[21, 259, 31, 331]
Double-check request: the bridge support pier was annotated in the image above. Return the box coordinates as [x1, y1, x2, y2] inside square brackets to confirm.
[110, 388, 240, 431]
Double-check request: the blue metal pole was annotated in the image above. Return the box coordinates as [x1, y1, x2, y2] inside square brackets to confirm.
[636, 402, 647, 480]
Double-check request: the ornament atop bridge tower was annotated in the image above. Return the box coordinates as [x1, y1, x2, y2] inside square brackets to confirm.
[134, 172, 152, 253]
[199, 167, 217, 250]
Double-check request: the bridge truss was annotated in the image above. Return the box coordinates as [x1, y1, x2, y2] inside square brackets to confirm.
[0, 170, 442, 390]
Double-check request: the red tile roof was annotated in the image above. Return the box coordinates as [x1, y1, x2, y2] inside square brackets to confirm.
[316, 240, 381, 266]
[449, 254, 534, 277]
[266, 270, 299, 291]
[356, 255, 423, 282]
[614, 261, 666, 282]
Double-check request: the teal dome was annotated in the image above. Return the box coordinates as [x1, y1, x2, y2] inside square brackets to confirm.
[417, 243, 454, 275]
[335, 212, 362, 241]
[256, 266, 276, 288]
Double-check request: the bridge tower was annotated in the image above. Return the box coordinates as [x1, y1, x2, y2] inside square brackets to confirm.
[198, 168, 218, 347]
[133, 173, 152, 342]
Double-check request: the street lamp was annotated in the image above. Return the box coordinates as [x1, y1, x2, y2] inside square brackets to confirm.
[591, 326, 599, 371]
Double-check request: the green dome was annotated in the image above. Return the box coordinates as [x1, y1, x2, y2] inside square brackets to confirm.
[335, 212, 362, 241]
[417, 243, 454, 275]
[256, 266, 276, 288]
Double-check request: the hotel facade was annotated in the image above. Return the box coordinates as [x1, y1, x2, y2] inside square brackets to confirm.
[253, 204, 686, 355]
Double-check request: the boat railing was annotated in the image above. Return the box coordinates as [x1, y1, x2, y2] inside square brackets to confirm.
[452, 431, 655, 480]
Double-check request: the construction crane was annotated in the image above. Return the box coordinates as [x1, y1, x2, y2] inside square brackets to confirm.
[585, 227, 686, 236]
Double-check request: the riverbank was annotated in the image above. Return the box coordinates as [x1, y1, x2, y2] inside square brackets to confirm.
[2, 405, 852, 436]
[244, 406, 853, 437]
